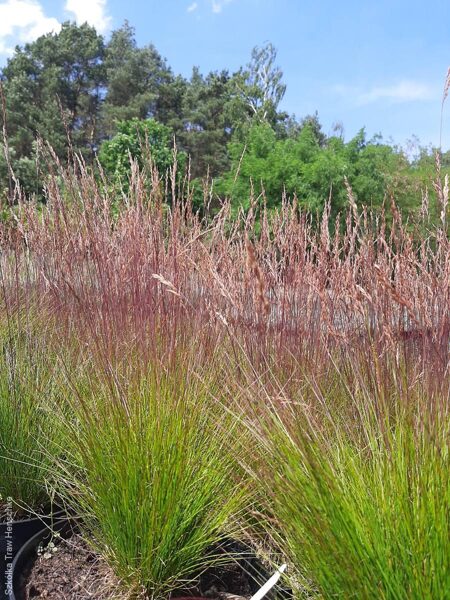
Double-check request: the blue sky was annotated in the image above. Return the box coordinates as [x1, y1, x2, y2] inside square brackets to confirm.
[1, 0, 450, 153]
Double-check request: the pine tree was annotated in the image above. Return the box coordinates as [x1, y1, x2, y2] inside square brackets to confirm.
[101, 21, 173, 137]
[1, 22, 105, 194]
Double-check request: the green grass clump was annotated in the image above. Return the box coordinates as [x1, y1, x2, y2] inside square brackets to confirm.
[260, 386, 450, 599]
[54, 362, 250, 599]
[0, 319, 67, 516]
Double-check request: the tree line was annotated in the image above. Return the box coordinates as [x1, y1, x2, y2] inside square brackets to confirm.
[0, 20, 448, 220]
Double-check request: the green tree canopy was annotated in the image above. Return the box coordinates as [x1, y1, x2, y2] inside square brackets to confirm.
[1, 21, 105, 195]
[233, 42, 287, 129]
[178, 68, 238, 178]
[1, 22, 105, 160]
[215, 122, 409, 216]
[98, 118, 184, 190]
[101, 21, 173, 137]
[0, 21, 446, 222]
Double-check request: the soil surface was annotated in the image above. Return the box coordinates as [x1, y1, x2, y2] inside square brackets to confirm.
[18, 536, 282, 600]
[17, 535, 121, 600]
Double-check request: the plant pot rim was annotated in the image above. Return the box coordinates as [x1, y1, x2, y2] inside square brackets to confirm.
[7, 518, 73, 600]
[0, 508, 65, 527]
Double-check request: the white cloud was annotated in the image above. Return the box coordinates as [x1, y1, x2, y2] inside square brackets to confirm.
[358, 81, 435, 105]
[185, 0, 235, 15]
[65, 0, 111, 33]
[333, 80, 436, 106]
[0, 0, 60, 55]
[211, 0, 233, 13]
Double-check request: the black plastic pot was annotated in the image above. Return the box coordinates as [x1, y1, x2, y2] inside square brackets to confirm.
[175, 539, 292, 600]
[6, 517, 72, 600]
[9, 532, 291, 600]
[0, 510, 67, 600]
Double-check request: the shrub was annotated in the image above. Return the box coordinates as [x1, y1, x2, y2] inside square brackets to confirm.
[99, 118, 186, 193]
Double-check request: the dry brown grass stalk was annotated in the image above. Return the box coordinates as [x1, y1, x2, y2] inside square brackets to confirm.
[0, 155, 447, 392]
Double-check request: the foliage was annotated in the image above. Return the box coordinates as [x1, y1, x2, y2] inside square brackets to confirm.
[1, 21, 449, 221]
[53, 362, 249, 598]
[1, 22, 105, 163]
[233, 42, 287, 129]
[244, 366, 450, 599]
[178, 68, 237, 178]
[98, 118, 183, 191]
[0, 315, 67, 514]
[0, 158, 448, 596]
[215, 123, 424, 216]
[101, 21, 173, 138]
